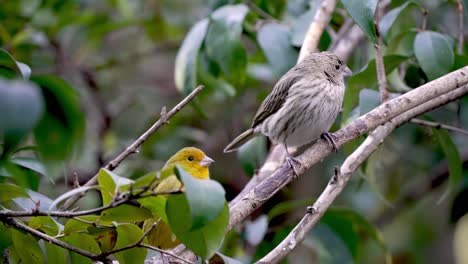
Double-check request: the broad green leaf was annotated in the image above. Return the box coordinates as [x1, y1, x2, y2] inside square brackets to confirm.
[101, 204, 152, 222]
[244, 215, 268, 246]
[29, 216, 60, 236]
[378, 1, 416, 43]
[138, 196, 168, 222]
[175, 19, 209, 94]
[205, 4, 248, 85]
[321, 208, 387, 261]
[14, 189, 53, 211]
[341, 0, 378, 43]
[30, 75, 85, 161]
[307, 224, 354, 263]
[167, 201, 229, 259]
[237, 136, 267, 177]
[386, 31, 416, 56]
[10, 157, 47, 176]
[88, 226, 117, 252]
[63, 233, 101, 264]
[342, 55, 408, 123]
[454, 55, 468, 71]
[290, 4, 320, 47]
[414, 31, 454, 80]
[257, 22, 299, 77]
[3, 162, 39, 190]
[98, 168, 117, 205]
[0, 79, 44, 156]
[455, 213, 468, 264]
[173, 165, 226, 230]
[358, 89, 380, 116]
[268, 198, 315, 221]
[11, 228, 44, 264]
[113, 224, 147, 264]
[0, 222, 12, 252]
[0, 48, 25, 79]
[64, 215, 101, 235]
[433, 128, 462, 202]
[45, 242, 68, 264]
[0, 183, 29, 202]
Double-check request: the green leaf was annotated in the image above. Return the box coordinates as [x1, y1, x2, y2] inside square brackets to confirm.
[98, 168, 117, 205]
[11, 228, 44, 264]
[28, 216, 60, 236]
[205, 4, 248, 85]
[101, 204, 152, 222]
[0, 79, 44, 156]
[175, 19, 209, 95]
[0, 48, 26, 79]
[341, 0, 378, 43]
[138, 196, 168, 222]
[172, 165, 226, 230]
[321, 208, 387, 261]
[0, 222, 12, 252]
[268, 198, 315, 221]
[433, 128, 462, 202]
[63, 233, 101, 264]
[290, 6, 318, 47]
[0, 183, 29, 202]
[414, 31, 454, 80]
[342, 55, 408, 123]
[30, 75, 85, 161]
[45, 242, 68, 264]
[378, 1, 416, 43]
[113, 224, 147, 264]
[167, 202, 229, 259]
[10, 157, 47, 176]
[257, 22, 299, 77]
[237, 136, 267, 177]
[358, 89, 380, 116]
[64, 215, 101, 235]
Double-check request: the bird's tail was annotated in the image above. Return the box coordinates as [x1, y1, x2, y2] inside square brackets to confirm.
[224, 128, 256, 153]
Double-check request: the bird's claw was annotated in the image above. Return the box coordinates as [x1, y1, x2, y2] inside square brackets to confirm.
[286, 156, 301, 179]
[321, 132, 338, 153]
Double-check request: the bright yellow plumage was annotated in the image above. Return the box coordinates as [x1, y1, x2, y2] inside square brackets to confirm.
[143, 147, 214, 249]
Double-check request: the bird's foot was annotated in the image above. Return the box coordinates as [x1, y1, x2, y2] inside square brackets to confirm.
[286, 156, 301, 179]
[321, 132, 339, 153]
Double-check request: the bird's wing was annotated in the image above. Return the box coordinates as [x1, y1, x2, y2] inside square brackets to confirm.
[251, 73, 301, 128]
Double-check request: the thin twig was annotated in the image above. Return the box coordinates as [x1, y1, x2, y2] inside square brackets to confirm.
[457, 0, 465, 54]
[140, 244, 194, 264]
[0, 190, 181, 218]
[411, 118, 468, 136]
[5, 217, 99, 260]
[421, 7, 428, 30]
[61, 85, 204, 210]
[257, 85, 468, 263]
[374, 10, 389, 103]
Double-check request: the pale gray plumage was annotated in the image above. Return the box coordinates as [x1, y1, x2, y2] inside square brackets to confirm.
[224, 52, 351, 171]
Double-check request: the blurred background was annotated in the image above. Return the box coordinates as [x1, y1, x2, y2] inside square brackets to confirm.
[1, 0, 468, 263]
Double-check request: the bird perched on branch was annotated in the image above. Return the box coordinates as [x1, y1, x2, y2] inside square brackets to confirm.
[143, 147, 214, 249]
[224, 52, 352, 175]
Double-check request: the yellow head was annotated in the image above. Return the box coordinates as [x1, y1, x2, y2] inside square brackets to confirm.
[162, 147, 214, 179]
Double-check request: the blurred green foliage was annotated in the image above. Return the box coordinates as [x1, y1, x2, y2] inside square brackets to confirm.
[0, 0, 467, 263]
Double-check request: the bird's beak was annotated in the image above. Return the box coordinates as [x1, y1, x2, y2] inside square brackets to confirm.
[343, 66, 352, 77]
[200, 156, 215, 167]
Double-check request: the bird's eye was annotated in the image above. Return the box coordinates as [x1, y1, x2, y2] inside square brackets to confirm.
[187, 156, 194, 161]
[335, 64, 340, 70]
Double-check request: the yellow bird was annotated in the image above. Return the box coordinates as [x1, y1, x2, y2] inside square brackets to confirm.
[143, 147, 214, 249]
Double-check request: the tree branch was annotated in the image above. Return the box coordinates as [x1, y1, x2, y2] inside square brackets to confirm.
[410, 118, 468, 136]
[256, 84, 468, 263]
[60, 85, 204, 210]
[374, 11, 389, 103]
[228, 67, 468, 231]
[457, 0, 465, 54]
[298, 0, 338, 61]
